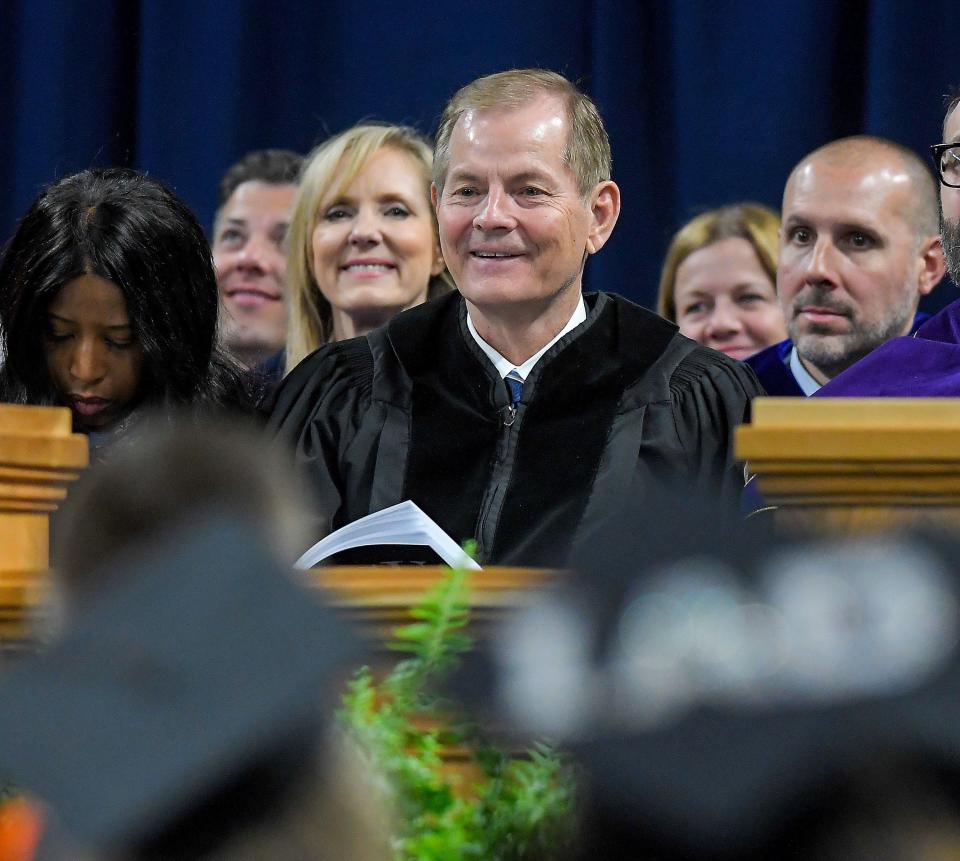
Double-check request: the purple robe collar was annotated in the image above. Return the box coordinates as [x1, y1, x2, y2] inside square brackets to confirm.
[817, 301, 960, 397]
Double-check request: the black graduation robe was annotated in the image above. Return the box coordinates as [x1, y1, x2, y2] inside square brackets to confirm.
[267, 292, 763, 567]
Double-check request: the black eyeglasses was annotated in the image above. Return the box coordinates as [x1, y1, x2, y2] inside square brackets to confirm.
[930, 143, 960, 188]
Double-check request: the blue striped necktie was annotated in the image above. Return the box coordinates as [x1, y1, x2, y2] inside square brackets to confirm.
[505, 370, 524, 407]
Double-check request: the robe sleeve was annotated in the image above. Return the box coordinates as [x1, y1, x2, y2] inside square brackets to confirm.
[667, 349, 763, 506]
[264, 341, 375, 538]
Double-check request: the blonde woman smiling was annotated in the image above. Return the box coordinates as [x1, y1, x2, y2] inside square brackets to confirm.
[275, 124, 452, 379]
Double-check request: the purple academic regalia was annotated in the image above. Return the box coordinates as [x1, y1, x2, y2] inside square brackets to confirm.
[817, 304, 960, 397]
[745, 341, 805, 397]
[748, 312, 928, 398]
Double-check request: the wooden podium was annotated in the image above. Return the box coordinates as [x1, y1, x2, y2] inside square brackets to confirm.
[314, 564, 553, 635]
[314, 565, 555, 786]
[0, 405, 88, 653]
[736, 397, 960, 535]
[0, 405, 551, 660]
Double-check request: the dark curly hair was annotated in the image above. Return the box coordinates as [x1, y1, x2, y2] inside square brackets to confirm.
[0, 168, 247, 412]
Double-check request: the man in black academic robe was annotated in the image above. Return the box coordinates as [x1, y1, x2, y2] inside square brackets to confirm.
[268, 69, 761, 567]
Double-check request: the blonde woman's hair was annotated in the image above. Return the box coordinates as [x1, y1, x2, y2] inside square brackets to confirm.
[656, 203, 781, 322]
[433, 68, 612, 199]
[285, 124, 453, 373]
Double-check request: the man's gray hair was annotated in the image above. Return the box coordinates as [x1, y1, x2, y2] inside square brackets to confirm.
[433, 68, 612, 199]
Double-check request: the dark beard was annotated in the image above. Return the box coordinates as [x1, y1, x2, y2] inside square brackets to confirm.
[940, 206, 960, 285]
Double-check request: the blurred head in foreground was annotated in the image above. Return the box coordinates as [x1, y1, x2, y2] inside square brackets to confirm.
[474, 494, 960, 860]
[0, 423, 387, 860]
[52, 418, 316, 618]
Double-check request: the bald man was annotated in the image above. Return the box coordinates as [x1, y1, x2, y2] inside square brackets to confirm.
[815, 99, 960, 397]
[747, 136, 945, 396]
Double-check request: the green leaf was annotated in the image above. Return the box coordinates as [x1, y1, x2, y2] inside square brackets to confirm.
[337, 548, 576, 859]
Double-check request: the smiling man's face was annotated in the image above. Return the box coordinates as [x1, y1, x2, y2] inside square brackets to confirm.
[434, 95, 610, 324]
[213, 180, 297, 367]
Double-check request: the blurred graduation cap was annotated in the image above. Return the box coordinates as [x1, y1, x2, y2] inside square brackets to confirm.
[458, 491, 960, 858]
[0, 513, 365, 858]
[452, 489, 782, 727]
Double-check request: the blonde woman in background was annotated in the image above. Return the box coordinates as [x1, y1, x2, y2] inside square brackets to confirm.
[657, 203, 786, 360]
[268, 124, 452, 382]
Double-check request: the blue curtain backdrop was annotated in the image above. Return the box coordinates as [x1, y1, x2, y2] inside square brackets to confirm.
[2, 0, 958, 310]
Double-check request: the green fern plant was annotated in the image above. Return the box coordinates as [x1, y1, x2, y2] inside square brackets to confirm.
[338, 551, 576, 860]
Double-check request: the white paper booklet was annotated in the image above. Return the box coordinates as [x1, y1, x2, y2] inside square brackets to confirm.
[294, 500, 482, 571]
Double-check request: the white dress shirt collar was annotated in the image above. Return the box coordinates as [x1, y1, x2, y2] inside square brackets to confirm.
[789, 345, 822, 396]
[466, 296, 587, 381]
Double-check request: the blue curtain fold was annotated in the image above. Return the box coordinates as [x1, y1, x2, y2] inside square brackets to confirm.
[3, 0, 958, 309]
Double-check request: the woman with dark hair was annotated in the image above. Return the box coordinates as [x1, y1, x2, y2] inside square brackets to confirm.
[0, 168, 248, 456]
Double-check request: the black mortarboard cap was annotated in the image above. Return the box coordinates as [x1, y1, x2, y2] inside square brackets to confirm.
[457, 490, 960, 858]
[0, 513, 364, 855]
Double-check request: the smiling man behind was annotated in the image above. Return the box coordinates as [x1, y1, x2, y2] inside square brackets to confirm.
[212, 149, 302, 369]
[267, 69, 761, 567]
[747, 137, 944, 396]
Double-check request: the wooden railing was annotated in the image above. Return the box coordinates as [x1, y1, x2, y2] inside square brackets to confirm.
[2, 564, 555, 652]
[0, 405, 87, 655]
[736, 397, 960, 534]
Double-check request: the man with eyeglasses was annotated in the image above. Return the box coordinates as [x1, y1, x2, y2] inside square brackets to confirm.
[933, 97, 960, 304]
[747, 136, 944, 397]
[818, 96, 960, 397]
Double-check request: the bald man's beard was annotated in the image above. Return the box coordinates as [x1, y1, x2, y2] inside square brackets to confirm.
[788, 286, 917, 381]
[940, 208, 960, 285]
